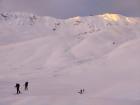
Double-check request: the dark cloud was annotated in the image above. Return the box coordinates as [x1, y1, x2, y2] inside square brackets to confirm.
[0, 0, 139, 18]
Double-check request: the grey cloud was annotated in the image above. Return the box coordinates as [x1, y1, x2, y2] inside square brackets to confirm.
[0, 0, 139, 18]
[108, 0, 140, 16]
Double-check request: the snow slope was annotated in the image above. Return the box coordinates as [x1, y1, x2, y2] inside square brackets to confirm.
[0, 12, 140, 105]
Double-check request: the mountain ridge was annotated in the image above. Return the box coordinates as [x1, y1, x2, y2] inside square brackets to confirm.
[0, 12, 139, 25]
[0, 12, 139, 45]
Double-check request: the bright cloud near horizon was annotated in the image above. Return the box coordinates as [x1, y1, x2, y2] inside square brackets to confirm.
[0, 0, 140, 18]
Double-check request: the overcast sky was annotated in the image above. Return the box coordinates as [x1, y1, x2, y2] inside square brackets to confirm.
[0, 0, 140, 18]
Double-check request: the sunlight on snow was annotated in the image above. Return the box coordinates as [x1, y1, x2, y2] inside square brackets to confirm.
[101, 13, 120, 22]
[100, 13, 138, 24]
[71, 16, 81, 20]
[126, 17, 137, 24]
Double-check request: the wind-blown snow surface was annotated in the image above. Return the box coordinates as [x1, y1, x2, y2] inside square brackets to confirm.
[0, 12, 140, 105]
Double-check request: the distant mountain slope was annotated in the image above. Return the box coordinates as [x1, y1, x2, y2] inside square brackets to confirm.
[0, 13, 139, 69]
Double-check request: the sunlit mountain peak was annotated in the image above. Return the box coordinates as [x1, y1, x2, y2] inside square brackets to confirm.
[100, 13, 121, 22]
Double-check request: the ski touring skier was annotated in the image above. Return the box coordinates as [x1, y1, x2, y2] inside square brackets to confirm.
[15, 83, 21, 94]
[24, 81, 29, 91]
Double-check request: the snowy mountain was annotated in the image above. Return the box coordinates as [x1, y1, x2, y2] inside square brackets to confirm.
[0, 12, 140, 105]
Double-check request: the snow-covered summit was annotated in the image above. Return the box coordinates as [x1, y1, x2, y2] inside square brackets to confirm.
[0, 12, 139, 26]
[67, 13, 139, 25]
[0, 12, 139, 48]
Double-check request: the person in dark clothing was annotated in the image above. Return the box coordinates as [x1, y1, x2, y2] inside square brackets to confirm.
[78, 89, 83, 94]
[78, 89, 85, 94]
[24, 82, 29, 91]
[15, 83, 20, 94]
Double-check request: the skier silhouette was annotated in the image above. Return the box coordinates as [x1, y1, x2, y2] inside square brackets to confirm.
[15, 83, 20, 94]
[24, 82, 29, 91]
[78, 89, 85, 94]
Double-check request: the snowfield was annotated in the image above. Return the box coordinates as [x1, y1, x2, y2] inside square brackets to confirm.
[0, 12, 140, 105]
